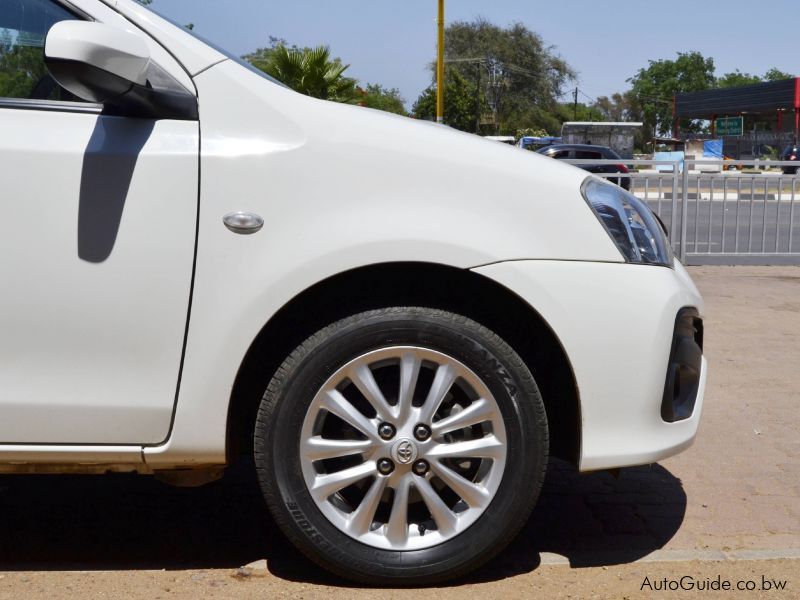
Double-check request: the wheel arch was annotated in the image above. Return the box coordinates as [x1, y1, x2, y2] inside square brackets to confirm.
[227, 262, 581, 466]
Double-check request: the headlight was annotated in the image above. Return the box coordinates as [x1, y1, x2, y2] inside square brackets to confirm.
[581, 177, 674, 267]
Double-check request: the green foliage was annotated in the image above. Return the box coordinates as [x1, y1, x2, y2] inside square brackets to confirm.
[592, 91, 648, 150]
[515, 127, 547, 139]
[716, 70, 763, 88]
[593, 91, 642, 123]
[251, 43, 358, 103]
[0, 32, 49, 99]
[506, 101, 605, 136]
[628, 51, 715, 135]
[418, 18, 574, 134]
[247, 38, 407, 114]
[764, 68, 794, 81]
[557, 101, 604, 123]
[625, 54, 792, 138]
[717, 68, 794, 88]
[357, 84, 406, 115]
[412, 69, 486, 132]
[244, 37, 298, 71]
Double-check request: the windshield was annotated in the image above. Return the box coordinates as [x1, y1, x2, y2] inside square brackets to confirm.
[145, 5, 287, 88]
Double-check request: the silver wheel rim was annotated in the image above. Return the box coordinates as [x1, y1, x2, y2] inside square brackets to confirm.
[300, 346, 507, 551]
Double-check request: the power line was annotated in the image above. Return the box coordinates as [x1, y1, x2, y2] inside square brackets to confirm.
[444, 57, 561, 83]
[578, 89, 596, 104]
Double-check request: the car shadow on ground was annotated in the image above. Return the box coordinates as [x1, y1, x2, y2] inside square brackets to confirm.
[0, 458, 686, 585]
[461, 459, 687, 584]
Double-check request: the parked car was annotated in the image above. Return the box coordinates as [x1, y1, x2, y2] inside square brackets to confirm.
[0, 0, 706, 586]
[537, 143, 631, 190]
[780, 144, 799, 174]
[518, 135, 562, 151]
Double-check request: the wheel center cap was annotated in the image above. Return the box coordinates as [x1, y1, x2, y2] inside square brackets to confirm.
[391, 438, 418, 465]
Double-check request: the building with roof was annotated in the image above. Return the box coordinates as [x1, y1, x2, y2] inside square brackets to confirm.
[674, 78, 799, 158]
[560, 122, 643, 159]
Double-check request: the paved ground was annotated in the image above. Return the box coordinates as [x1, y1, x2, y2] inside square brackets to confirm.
[0, 266, 797, 598]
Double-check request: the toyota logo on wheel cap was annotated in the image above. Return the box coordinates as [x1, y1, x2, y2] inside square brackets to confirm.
[391, 438, 418, 465]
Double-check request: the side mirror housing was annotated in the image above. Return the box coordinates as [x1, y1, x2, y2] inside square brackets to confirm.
[45, 21, 197, 120]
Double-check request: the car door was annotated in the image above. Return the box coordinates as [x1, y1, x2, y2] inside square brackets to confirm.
[548, 149, 573, 160]
[0, 0, 199, 444]
[574, 149, 605, 174]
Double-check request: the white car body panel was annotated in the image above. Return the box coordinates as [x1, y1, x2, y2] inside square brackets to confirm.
[0, 109, 198, 446]
[0, 0, 706, 476]
[472, 260, 707, 470]
[145, 59, 624, 467]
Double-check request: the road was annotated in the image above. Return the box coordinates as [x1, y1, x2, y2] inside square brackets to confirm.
[0, 267, 798, 598]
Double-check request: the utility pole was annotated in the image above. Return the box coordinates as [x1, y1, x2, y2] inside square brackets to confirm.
[474, 62, 481, 134]
[436, 0, 445, 123]
[573, 87, 579, 121]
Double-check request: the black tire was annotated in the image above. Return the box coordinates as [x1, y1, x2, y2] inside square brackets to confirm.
[254, 307, 548, 585]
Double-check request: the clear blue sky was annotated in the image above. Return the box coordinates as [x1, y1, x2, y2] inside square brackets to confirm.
[149, 0, 797, 108]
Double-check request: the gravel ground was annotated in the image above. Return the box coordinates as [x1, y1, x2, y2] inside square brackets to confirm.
[0, 559, 795, 600]
[0, 266, 797, 598]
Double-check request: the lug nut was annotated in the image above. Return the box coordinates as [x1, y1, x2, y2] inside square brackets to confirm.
[414, 424, 431, 441]
[412, 460, 430, 476]
[377, 458, 395, 475]
[378, 423, 396, 440]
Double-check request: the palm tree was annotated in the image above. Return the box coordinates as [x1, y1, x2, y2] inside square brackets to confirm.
[259, 45, 358, 103]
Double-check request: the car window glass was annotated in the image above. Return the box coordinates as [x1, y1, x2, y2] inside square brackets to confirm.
[0, 0, 84, 101]
[575, 151, 602, 160]
[551, 150, 571, 159]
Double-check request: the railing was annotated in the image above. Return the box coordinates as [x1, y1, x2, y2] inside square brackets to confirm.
[564, 158, 800, 265]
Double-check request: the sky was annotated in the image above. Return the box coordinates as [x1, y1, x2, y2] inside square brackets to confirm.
[148, 0, 798, 109]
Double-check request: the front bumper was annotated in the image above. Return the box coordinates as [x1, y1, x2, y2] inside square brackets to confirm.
[472, 259, 707, 471]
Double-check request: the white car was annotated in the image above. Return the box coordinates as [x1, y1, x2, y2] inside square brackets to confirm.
[0, 0, 707, 585]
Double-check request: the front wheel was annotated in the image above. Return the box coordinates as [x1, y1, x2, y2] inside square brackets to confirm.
[254, 307, 548, 585]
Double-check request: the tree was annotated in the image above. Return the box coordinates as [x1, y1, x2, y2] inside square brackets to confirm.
[412, 69, 486, 132]
[253, 44, 358, 103]
[244, 37, 294, 72]
[357, 84, 406, 115]
[593, 91, 641, 122]
[717, 68, 794, 88]
[515, 127, 548, 139]
[764, 68, 794, 81]
[628, 51, 715, 135]
[556, 101, 604, 123]
[0, 31, 49, 99]
[247, 39, 408, 113]
[716, 70, 763, 88]
[428, 18, 574, 134]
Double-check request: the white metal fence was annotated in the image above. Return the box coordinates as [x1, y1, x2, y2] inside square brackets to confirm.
[565, 158, 800, 265]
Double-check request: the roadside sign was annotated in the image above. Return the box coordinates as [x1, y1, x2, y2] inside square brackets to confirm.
[715, 116, 744, 137]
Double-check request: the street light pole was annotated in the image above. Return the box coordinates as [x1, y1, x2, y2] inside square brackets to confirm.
[436, 0, 445, 124]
